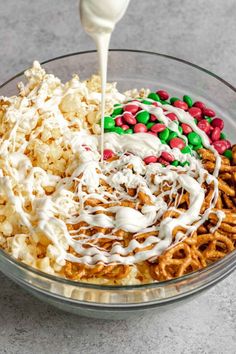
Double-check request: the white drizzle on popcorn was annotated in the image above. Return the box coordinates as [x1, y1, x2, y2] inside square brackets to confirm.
[0, 63, 224, 269]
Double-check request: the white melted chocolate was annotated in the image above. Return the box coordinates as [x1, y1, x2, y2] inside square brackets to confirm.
[0, 94, 224, 266]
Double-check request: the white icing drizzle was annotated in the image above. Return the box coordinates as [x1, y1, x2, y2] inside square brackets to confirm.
[0, 68, 225, 267]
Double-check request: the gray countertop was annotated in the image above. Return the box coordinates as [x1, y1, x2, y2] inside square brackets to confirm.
[0, 1, 235, 353]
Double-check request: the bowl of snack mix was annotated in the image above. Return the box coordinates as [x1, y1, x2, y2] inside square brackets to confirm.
[0, 50, 236, 319]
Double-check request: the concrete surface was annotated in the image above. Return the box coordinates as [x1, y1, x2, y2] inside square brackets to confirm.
[0, 0, 236, 353]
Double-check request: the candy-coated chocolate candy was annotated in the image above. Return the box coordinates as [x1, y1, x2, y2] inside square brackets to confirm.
[144, 156, 158, 164]
[112, 106, 123, 117]
[193, 101, 206, 110]
[147, 122, 155, 130]
[181, 123, 192, 135]
[159, 128, 170, 141]
[212, 140, 228, 154]
[161, 151, 175, 162]
[211, 127, 221, 141]
[134, 123, 148, 133]
[166, 112, 178, 121]
[157, 90, 169, 100]
[104, 116, 115, 129]
[103, 149, 115, 160]
[121, 124, 129, 130]
[181, 146, 192, 154]
[158, 157, 170, 166]
[188, 107, 202, 120]
[171, 160, 179, 166]
[115, 116, 124, 126]
[148, 92, 161, 102]
[169, 137, 185, 149]
[123, 112, 137, 125]
[183, 95, 193, 108]
[197, 119, 211, 134]
[151, 123, 166, 133]
[136, 110, 150, 124]
[150, 114, 158, 121]
[211, 118, 224, 130]
[114, 127, 125, 135]
[124, 128, 133, 134]
[173, 100, 188, 110]
[224, 149, 233, 159]
[124, 104, 139, 115]
[203, 107, 215, 117]
[170, 97, 179, 104]
[188, 132, 202, 146]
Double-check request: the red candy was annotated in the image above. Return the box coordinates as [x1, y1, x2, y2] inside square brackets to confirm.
[150, 114, 158, 122]
[147, 131, 157, 136]
[166, 113, 178, 121]
[121, 124, 129, 130]
[212, 140, 228, 154]
[169, 137, 185, 150]
[123, 112, 137, 125]
[151, 123, 166, 133]
[158, 157, 170, 166]
[134, 123, 147, 133]
[124, 104, 139, 115]
[115, 116, 123, 126]
[181, 123, 192, 135]
[152, 101, 159, 107]
[103, 149, 115, 160]
[188, 107, 202, 120]
[211, 118, 224, 130]
[211, 127, 221, 141]
[157, 90, 169, 101]
[203, 108, 216, 117]
[197, 119, 211, 134]
[144, 156, 158, 164]
[173, 100, 188, 110]
[225, 140, 231, 149]
[193, 101, 206, 110]
[161, 151, 175, 162]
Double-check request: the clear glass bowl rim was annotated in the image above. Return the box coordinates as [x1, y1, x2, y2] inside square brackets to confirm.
[0, 49, 235, 292]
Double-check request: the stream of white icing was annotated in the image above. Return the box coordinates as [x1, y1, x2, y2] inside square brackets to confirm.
[79, 0, 130, 161]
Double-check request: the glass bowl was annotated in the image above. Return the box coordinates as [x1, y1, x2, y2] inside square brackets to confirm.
[0, 50, 236, 320]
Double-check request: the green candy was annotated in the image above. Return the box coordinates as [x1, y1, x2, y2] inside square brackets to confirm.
[136, 110, 150, 124]
[170, 97, 179, 105]
[224, 149, 233, 160]
[161, 100, 169, 105]
[112, 106, 123, 117]
[124, 128, 133, 134]
[181, 146, 192, 154]
[220, 132, 227, 140]
[105, 127, 116, 133]
[161, 140, 168, 145]
[148, 92, 161, 102]
[171, 160, 179, 166]
[141, 99, 153, 105]
[205, 116, 213, 123]
[183, 95, 193, 108]
[188, 144, 194, 149]
[188, 132, 202, 146]
[178, 126, 183, 134]
[193, 144, 203, 151]
[146, 122, 155, 130]
[113, 127, 125, 135]
[159, 128, 170, 141]
[194, 118, 198, 125]
[180, 161, 190, 167]
[167, 131, 178, 142]
[104, 116, 115, 130]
